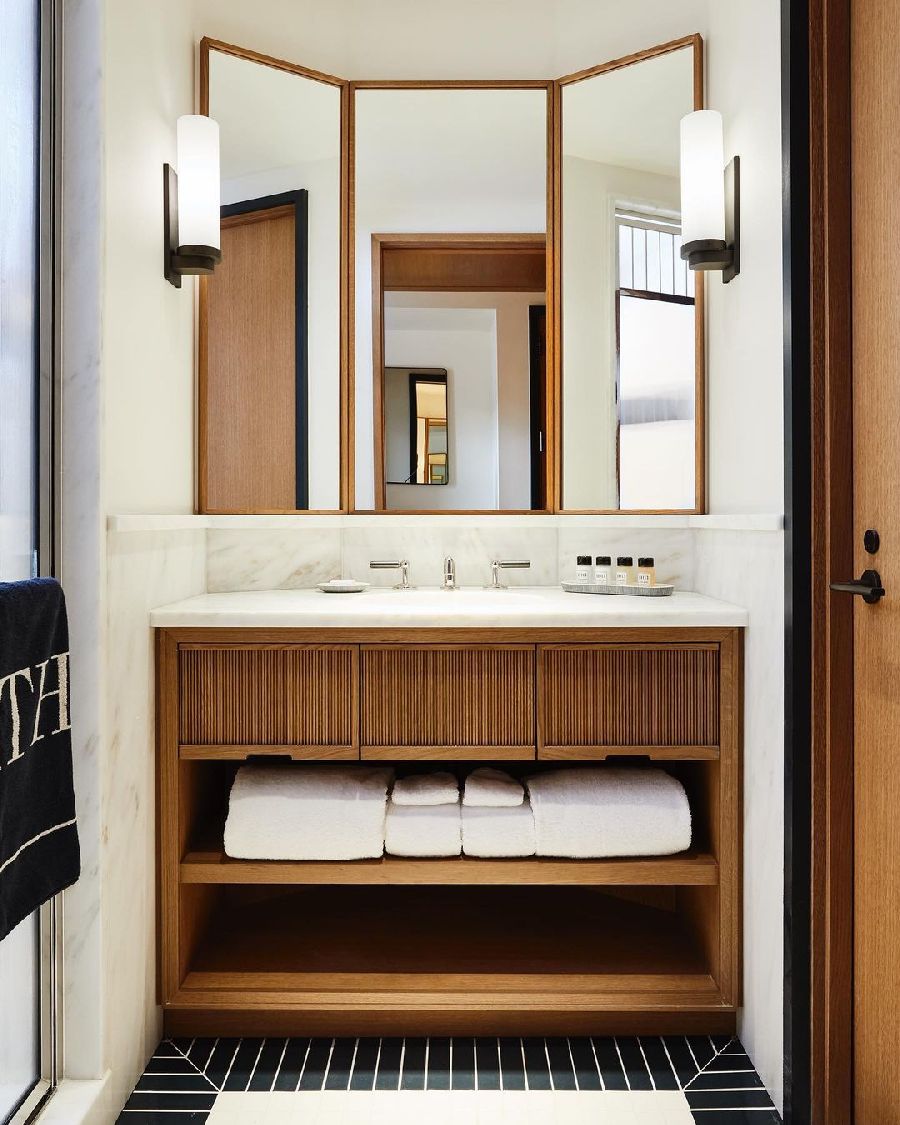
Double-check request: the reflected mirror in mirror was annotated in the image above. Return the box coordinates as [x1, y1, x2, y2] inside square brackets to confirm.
[201, 48, 342, 512]
[355, 87, 548, 511]
[561, 44, 699, 511]
[384, 368, 449, 487]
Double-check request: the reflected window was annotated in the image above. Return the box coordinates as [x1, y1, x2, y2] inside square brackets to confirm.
[616, 211, 696, 509]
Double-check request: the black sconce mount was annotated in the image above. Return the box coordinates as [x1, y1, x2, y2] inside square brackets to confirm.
[680, 155, 741, 284]
[163, 164, 222, 289]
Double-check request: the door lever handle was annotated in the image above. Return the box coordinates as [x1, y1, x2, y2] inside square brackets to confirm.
[830, 569, 886, 604]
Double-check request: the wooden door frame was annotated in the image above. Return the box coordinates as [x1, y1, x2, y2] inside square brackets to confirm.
[787, 0, 854, 1121]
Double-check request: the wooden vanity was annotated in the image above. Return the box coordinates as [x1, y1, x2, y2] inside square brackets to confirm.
[155, 594, 743, 1038]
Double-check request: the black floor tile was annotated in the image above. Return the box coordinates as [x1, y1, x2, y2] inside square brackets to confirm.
[450, 1037, 475, 1090]
[616, 1036, 653, 1090]
[400, 1037, 427, 1090]
[221, 1039, 263, 1092]
[567, 1037, 603, 1091]
[245, 1038, 286, 1092]
[269, 1038, 308, 1092]
[297, 1038, 333, 1090]
[204, 1040, 240, 1089]
[373, 1037, 403, 1090]
[521, 1037, 552, 1090]
[475, 1037, 501, 1090]
[124, 1032, 780, 1124]
[349, 1037, 380, 1090]
[426, 1037, 451, 1089]
[135, 1075, 214, 1093]
[324, 1036, 357, 1090]
[123, 1093, 216, 1112]
[545, 1037, 577, 1090]
[639, 1036, 681, 1091]
[591, 1036, 628, 1090]
[687, 1088, 780, 1110]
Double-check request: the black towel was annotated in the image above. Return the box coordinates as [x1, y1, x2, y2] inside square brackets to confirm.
[0, 578, 80, 940]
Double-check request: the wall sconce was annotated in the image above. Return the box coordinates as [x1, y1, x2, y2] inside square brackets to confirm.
[164, 115, 222, 288]
[679, 110, 740, 284]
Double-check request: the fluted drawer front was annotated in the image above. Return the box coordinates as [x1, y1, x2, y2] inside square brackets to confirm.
[360, 646, 535, 756]
[178, 646, 355, 748]
[540, 645, 720, 751]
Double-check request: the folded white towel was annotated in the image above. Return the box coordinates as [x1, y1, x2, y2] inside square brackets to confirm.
[462, 800, 536, 857]
[392, 771, 459, 806]
[224, 765, 393, 860]
[385, 800, 462, 857]
[463, 767, 524, 808]
[526, 768, 691, 858]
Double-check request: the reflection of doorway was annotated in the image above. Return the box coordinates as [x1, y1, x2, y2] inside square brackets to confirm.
[372, 233, 547, 511]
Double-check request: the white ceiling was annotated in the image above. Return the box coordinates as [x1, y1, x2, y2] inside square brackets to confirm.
[562, 47, 694, 177]
[210, 50, 341, 183]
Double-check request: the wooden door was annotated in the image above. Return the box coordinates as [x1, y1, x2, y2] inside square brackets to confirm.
[204, 204, 298, 511]
[851, 3, 900, 1118]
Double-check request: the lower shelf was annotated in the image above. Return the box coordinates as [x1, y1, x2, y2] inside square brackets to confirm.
[180, 849, 718, 886]
[168, 884, 733, 1035]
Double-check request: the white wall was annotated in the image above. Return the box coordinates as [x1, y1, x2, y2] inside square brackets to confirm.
[385, 308, 499, 510]
[562, 158, 681, 509]
[704, 0, 785, 1109]
[705, 0, 784, 515]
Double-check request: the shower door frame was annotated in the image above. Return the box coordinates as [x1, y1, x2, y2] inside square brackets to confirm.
[8, 0, 65, 1121]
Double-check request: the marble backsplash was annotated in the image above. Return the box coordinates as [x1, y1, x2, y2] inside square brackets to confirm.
[206, 519, 695, 593]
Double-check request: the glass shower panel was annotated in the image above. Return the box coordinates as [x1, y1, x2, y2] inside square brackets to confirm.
[0, 0, 43, 1118]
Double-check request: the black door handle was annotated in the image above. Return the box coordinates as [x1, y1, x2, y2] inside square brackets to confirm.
[830, 569, 886, 604]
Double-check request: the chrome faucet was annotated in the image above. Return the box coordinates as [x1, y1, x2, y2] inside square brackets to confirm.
[486, 559, 531, 589]
[369, 559, 413, 589]
[442, 557, 458, 590]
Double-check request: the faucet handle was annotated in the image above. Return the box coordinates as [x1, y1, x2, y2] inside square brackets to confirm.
[369, 559, 413, 589]
[487, 559, 531, 589]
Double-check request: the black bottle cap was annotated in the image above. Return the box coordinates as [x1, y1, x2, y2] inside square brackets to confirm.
[638, 557, 655, 567]
[595, 556, 611, 565]
[576, 555, 592, 565]
[617, 556, 633, 566]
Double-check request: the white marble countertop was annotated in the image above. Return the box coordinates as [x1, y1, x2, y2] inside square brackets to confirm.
[150, 587, 748, 629]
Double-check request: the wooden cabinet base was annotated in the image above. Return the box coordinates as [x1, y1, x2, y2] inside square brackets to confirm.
[157, 626, 741, 1036]
[163, 1006, 737, 1038]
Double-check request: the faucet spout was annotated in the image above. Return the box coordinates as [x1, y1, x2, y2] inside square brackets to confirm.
[442, 557, 457, 590]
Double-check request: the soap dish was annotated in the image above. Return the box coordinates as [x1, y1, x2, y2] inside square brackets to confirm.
[317, 578, 370, 594]
[561, 581, 674, 598]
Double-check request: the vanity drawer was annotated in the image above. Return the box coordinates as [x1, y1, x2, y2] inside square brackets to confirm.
[538, 644, 721, 759]
[360, 645, 536, 759]
[177, 645, 358, 757]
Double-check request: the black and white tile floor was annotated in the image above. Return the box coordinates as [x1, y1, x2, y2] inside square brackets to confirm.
[119, 1035, 780, 1124]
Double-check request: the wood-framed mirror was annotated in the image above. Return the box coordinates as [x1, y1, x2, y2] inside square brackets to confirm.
[557, 35, 705, 513]
[351, 82, 553, 513]
[198, 39, 350, 513]
[196, 35, 705, 515]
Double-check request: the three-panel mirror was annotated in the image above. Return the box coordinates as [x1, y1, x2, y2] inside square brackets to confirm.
[200, 37, 702, 514]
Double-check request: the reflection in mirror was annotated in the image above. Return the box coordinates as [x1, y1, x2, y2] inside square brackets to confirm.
[201, 48, 342, 512]
[354, 88, 548, 511]
[561, 45, 698, 511]
[385, 368, 449, 487]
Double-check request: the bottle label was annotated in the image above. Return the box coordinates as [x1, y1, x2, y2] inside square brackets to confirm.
[594, 568, 610, 585]
[638, 572, 651, 586]
[576, 566, 590, 583]
[616, 570, 629, 585]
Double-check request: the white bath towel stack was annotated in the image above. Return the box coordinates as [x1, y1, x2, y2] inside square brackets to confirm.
[526, 767, 692, 858]
[223, 764, 394, 861]
[385, 772, 461, 857]
[461, 768, 536, 857]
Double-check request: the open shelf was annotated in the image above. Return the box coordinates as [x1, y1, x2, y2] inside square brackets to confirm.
[184, 884, 714, 984]
[180, 848, 718, 886]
